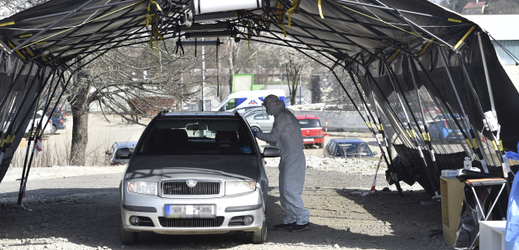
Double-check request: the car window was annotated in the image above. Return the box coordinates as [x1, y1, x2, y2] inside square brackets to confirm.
[298, 119, 321, 128]
[253, 113, 269, 120]
[137, 119, 253, 155]
[337, 142, 372, 156]
[115, 147, 135, 159]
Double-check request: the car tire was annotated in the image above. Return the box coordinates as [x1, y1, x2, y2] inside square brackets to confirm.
[251, 214, 267, 244]
[120, 221, 138, 245]
[318, 143, 324, 148]
[51, 125, 57, 134]
[251, 126, 261, 133]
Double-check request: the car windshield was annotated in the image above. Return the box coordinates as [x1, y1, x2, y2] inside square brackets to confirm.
[137, 118, 254, 155]
[337, 143, 372, 156]
[298, 119, 321, 128]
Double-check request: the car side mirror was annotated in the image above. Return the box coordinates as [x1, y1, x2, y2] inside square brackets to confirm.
[117, 148, 131, 159]
[262, 147, 280, 157]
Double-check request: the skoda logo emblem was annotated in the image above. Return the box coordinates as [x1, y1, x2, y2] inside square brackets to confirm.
[186, 180, 197, 188]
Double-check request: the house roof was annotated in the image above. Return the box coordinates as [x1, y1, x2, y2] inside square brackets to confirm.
[464, 1, 487, 9]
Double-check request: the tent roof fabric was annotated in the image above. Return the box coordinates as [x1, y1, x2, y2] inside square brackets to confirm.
[0, 0, 479, 68]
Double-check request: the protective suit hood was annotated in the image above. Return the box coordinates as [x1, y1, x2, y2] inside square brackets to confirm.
[263, 95, 285, 116]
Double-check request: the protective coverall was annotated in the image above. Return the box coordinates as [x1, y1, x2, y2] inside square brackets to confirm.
[255, 95, 310, 226]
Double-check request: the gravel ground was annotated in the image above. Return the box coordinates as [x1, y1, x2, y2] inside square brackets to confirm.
[0, 114, 452, 250]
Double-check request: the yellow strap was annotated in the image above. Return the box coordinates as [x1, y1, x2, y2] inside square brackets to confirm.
[380, 124, 384, 131]
[472, 138, 479, 149]
[492, 140, 498, 151]
[448, 18, 462, 23]
[466, 138, 473, 148]
[411, 129, 416, 138]
[149, 0, 162, 12]
[134, 1, 143, 9]
[454, 26, 475, 50]
[417, 38, 434, 56]
[426, 132, 431, 142]
[26, 48, 34, 57]
[0, 139, 6, 147]
[422, 132, 427, 141]
[365, 121, 370, 127]
[276, 2, 283, 24]
[20, 34, 32, 38]
[10, 135, 15, 143]
[388, 48, 401, 62]
[318, 0, 324, 19]
[283, 23, 287, 37]
[0, 21, 15, 27]
[286, 0, 299, 28]
[8, 40, 26, 60]
[406, 130, 411, 138]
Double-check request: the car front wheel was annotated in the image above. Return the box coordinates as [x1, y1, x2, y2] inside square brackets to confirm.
[251, 126, 261, 133]
[120, 221, 138, 245]
[251, 214, 267, 244]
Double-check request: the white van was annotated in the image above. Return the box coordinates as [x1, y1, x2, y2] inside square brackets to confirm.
[212, 89, 287, 112]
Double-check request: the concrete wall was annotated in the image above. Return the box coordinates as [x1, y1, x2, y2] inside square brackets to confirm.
[291, 110, 370, 132]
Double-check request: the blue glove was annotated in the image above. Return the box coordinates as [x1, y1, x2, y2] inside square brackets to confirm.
[252, 130, 258, 137]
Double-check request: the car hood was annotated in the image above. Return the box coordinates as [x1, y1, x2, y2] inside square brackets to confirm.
[124, 155, 260, 182]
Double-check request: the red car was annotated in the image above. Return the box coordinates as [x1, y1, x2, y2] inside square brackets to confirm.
[296, 115, 325, 148]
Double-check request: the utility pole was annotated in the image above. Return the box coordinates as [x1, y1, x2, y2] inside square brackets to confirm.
[202, 38, 205, 111]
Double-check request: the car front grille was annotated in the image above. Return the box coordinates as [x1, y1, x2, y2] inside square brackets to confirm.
[162, 181, 220, 195]
[158, 217, 224, 227]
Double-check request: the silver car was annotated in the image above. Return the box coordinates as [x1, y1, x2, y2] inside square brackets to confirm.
[243, 108, 274, 133]
[106, 141, 137, 165]
[119, 111, 279, 245]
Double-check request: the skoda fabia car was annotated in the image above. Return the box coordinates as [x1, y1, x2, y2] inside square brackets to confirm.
[119, 111, 279, 245]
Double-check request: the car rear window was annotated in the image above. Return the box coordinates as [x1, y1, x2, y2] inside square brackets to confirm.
[337, 143, 372, 156]
[298, 119, 321, 128]
[137, 118, 254, 155]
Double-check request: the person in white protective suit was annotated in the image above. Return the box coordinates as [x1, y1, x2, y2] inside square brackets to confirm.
[252, 95, 310, 232]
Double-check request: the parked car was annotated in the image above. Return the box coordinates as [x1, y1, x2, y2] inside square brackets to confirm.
[235, 106, 264, 115]
[323, 138, 375, 158]
[56, 107, 67, 122]
[296, 115, 324, 148]
[119, 111, 279, 245]
[106, 141, 137, 165]
[427, 114, 466, 143]
[244, 108, 274, 133]
[2, 110, 54, 136]
[47, 109, 66, 130]
[26, 110, 55, 136]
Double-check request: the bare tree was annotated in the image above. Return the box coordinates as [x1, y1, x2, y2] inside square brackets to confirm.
[64, 42, 201, 165]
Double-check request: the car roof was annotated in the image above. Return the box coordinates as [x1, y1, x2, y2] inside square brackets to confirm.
[115, 141, 138, 148]
[330, 138, 367, 143]
[295, 115, 319, 120]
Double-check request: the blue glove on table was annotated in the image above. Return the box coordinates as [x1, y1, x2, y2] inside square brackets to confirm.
[252, 130, 258, 137]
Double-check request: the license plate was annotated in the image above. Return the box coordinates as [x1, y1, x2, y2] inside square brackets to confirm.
[165, 204, 216, 218]
[303, 138, 314, 142]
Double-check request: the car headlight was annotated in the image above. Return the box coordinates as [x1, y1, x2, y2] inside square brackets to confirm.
[127, 181, 157, 196]
[226, 181, 256, 196]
